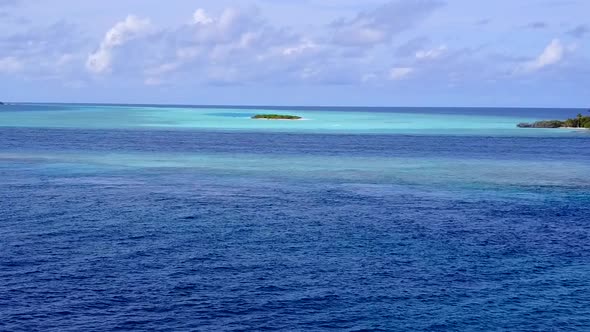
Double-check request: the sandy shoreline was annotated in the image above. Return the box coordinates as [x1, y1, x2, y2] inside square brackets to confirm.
[559, 127, 589, 130]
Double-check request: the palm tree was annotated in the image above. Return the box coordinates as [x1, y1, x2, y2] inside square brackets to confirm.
[577, 113, 583, 128]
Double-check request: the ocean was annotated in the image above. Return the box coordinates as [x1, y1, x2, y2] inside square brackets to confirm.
[1, 104, 589, 331]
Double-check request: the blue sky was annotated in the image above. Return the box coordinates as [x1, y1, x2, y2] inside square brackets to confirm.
[0, 0, 588, 107]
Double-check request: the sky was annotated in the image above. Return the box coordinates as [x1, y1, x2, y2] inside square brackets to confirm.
[0, 0, 589, 107]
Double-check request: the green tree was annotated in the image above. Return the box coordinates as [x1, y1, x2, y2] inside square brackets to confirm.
[564, 119, 576, 127]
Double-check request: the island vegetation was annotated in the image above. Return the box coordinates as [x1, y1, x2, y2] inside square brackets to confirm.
[518, 112, 590, 129]
[252, 114, 302, 120]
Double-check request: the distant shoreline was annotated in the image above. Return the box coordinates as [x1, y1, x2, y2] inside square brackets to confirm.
[518, 114, 590, 130]
[252, 118, 306, 121]
[251, 114, 302, 120]
[560, 127, 589, 130]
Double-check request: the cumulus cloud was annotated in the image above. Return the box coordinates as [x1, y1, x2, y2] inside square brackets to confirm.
[0, 2, 504, 89]
[182, 7, 274, 47]
[330, 0, 444, 46]
[192, 9, 214, 25]
[6, 1, 582, 93]
[0, 21, 87, 81]
[86, 15, 151, 74]
[134, 3, 451, 86]
[281, 39, 320, 57]
[140, 6, 303, 84]
[521, 39, 565, 72]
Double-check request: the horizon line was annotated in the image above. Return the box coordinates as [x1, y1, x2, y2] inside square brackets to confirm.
[6, 101, 589, 110]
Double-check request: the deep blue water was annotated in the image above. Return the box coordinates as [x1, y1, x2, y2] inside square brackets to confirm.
[1, 106, 590, 331]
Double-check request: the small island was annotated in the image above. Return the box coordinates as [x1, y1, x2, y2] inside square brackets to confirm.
[252, 114, 302, 120]
[518, 113, 590, 129]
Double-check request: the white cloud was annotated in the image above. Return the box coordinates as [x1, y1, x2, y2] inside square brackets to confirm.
[186, 7, 265, 45]
[2, 0, 589, 99]
[282, 39, 318, 57]
[86, 49, 112, 74]
[138, 4, 447, 86]
[331, 0, 444, 46]
[416, 45, 447, 60]
[86, 15, 151, 74]
[522, 39, 564, 73]
[389, 67, 413, 80]
[140, 6, 302, 84]
[103, 16, 151, 48]
[0, 56, 23, 73]
[0, 21, 86, 80]
[193, 9, 214, 25]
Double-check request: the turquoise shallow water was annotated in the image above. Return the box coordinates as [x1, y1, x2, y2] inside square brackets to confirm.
[1, 103, 588, 136]
[2, 151, 589, 190]
[1, 104, 589, 331]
